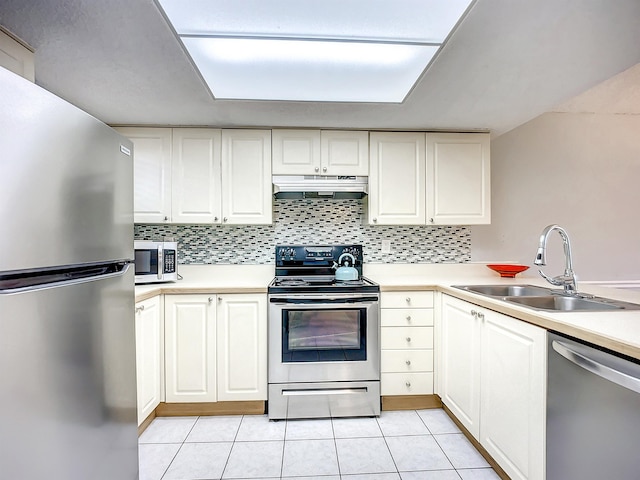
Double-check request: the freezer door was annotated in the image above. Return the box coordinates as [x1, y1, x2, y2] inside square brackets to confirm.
[0, 68, 133, 272]
[0, 264, 138, 480]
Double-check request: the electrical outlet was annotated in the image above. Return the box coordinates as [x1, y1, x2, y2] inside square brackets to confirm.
[381, 240, 391, 253]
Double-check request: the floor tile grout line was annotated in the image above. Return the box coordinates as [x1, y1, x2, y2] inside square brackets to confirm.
[219, 414, 244, 480]
[159, 414, 201, 480]
[331, 417, 343, 478]
[377, 412, 401, 476]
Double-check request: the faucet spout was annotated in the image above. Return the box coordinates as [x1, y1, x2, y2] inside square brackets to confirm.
[534, 224, 578, 294]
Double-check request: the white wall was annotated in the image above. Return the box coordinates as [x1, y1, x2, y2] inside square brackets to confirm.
[471, 112, 640, 281]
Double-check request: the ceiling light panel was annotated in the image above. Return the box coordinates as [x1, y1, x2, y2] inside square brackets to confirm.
[158, 0, 473, 43]
[156, 0, 474, 103]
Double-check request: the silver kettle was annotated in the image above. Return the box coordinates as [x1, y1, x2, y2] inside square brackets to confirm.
[334, 253, 359, 281]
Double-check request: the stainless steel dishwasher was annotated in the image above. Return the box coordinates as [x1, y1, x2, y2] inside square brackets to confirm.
[547, 331, 640, 479]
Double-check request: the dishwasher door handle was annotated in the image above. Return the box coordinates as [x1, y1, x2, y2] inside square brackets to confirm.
[552, 340, 640, 394]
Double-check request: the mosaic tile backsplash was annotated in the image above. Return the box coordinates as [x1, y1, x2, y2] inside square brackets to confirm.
[134, 199, 470, 265]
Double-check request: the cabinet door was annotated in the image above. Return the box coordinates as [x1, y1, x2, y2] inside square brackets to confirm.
[171, 128, 222, 224]
[272, 129, 321, 175]
[480, 311, 546, 480]
[164, 295, 216, 402]
[115, 127, 172, 223]
[320, 130, 369, 176]
[369, 132, 426, 225]
[135, 296, 163, 425]
[221, 130, 272, 224]
[440, 294, 481, 439]
[426, 132, 490, 225]
[216, 294, 267, 401]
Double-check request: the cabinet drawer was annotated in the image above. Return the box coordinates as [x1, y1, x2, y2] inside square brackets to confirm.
[381, 308, 433, 327]
[381, 326, 433, 349]
[381, 372, 434, 396]
[381, 349, 433, 373]
[381, 291, 434, 309]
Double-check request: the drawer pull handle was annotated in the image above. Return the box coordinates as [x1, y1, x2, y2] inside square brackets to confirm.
[406, 360, 411, 366]
[405, 381, 411, 388]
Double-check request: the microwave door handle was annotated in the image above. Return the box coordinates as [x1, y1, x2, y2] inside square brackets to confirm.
[157, 245, 163, 280]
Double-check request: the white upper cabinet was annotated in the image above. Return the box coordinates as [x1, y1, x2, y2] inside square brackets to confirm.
[426, 132, 490, 225]
[116, 127, 272, 224]
[272, 129, 321, 175]
[272, 129, 368, 176]
[320, 130, 369, 176]
[171, 128, 222, 224]
[115, 127, 172, 223]
[221, 129, 272, 225]
[0, 29, 35, 82]
[368, 132, 426, 225]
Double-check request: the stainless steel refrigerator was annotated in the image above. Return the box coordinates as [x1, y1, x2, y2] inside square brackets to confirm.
[0, 68, 138, 479]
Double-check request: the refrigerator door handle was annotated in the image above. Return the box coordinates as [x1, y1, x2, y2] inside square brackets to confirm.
[552, 340, 640, 394]
[0, 262, 132, 295]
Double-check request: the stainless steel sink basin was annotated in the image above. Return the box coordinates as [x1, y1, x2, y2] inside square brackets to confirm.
[504, 295, 625, 311]
[453, 284, 640, 312]
[454, 284, 556, 297]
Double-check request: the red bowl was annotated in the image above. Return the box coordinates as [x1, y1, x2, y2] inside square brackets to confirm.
[486, 264, 530, 278]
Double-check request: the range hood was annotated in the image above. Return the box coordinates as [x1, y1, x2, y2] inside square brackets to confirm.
[273, 175, 368, 199]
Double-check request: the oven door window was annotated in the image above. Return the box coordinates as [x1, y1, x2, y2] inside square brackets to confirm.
[282, 308, 367, 362]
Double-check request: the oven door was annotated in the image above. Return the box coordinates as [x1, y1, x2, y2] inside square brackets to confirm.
[268, 293, 380, 383]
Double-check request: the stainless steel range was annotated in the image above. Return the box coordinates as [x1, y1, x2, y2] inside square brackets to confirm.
[268, 245, 381, 420]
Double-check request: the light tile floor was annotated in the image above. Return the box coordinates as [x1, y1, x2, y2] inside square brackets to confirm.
[139, 409, 501, 480]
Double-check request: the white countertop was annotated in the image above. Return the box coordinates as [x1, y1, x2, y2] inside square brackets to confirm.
[136, 262, 640, 360]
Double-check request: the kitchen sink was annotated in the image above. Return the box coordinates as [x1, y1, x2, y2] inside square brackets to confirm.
[454, 284, 556, 297]
[453, 284, 640, 312]
[504, 295, 625, 311]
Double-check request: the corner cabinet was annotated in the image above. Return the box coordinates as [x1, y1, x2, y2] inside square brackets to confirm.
[164, 295, 217, 402]
[440, 294, 546, 480]
[368, 132, 490, 225]
[426, 133, 490, 225]
[216, 294, 268, 401]
[272, 129, 368, 176]
[135, 296, 164, 425]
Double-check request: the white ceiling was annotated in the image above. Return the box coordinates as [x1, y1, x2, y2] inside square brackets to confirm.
[1, 0, 640, 137]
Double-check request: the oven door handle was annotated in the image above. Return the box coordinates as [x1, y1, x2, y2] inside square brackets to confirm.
[269, 296, 379, 304]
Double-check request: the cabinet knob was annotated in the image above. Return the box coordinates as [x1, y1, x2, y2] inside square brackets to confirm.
[214, 216, 218, 222]
[477, 312, 485, 320]
[135, 305, 145, 314]
[471, 309, 477, 317]
[405, 360, 411, 366]
[208, 297, 214, 303]
[406, 297, 411, 304]
[373, 218, 377, 223]
[164, 215, 169, 221]
[406, 315, 411, 322]
[429, 218, 434, 223]
[315, 166, 319, 172]
[406, 337, 412, 343]
[223, 217, 228, 222]
[323, 166, 327, 172]
[405, 381, 412, 388]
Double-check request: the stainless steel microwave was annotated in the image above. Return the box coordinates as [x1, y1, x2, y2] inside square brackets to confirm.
[134, 240, 178, 284]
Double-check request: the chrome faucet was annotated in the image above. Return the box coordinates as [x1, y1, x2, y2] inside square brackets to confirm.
[534, 224, 578, 294]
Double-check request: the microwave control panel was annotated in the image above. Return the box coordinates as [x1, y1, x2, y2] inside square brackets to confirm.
[164, 250, 176, 273]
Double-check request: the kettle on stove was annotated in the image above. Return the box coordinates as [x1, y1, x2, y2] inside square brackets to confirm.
[334, 253, 359, 281]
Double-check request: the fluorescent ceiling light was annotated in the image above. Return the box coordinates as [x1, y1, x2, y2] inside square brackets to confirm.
[156, 0, 473, 103]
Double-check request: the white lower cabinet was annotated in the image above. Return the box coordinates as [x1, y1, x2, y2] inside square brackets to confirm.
[135, 296, 163, 425]
[164, 295, 217, 402]
[163, 293, 267, 404]
[380, 291, 434, 396]
[440, 294, 546, 480]
[216, 294, 267, 401]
